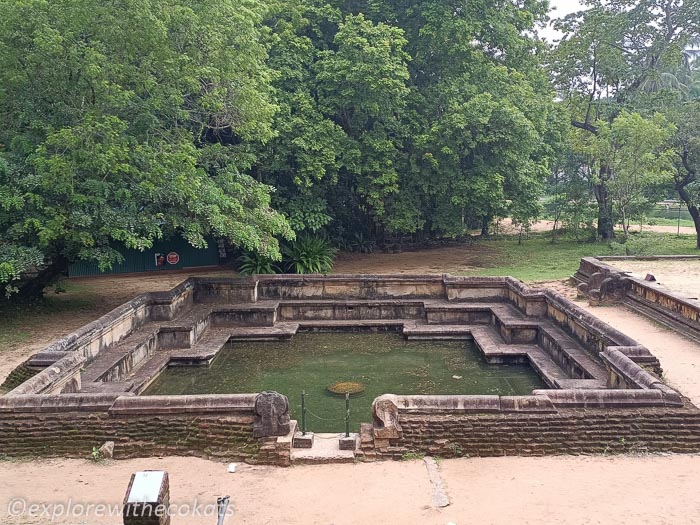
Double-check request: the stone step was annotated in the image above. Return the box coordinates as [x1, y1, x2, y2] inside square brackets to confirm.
[123, 352, 172, 394]
[80, 327, 158, 383]
[290, 433, 357, 464]
[169, 328, 232, 365]
[538, 323, 608, 381]
[298, 319, 419, 331]
[228, 323, 299, 341]
[470, 326, 571, 388]
[403, 324, 475, 340]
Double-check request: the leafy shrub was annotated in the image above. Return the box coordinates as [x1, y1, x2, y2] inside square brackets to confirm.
[349, 232, 375, 253]
[283, 236, 337, 274]
[236, 252, 279, 275]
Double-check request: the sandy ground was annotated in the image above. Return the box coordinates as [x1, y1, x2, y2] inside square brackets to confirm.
[333, 244, 500, 274]
[576, 301, 700, 407]
[2, 454, 700, 525]
[606, 259, 700, 301]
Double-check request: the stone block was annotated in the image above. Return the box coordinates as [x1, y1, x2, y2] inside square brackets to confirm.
[339, 434, 357, 451]
[292, 432, 314, 449]
[98, 441, 115, 459]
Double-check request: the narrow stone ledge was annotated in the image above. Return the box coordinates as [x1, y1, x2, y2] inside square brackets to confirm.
[0, 393, 122, 413]
[9, 353, 86, 395]
[499, 396, 557, 413]
[600, 349, 663, 389]
[534, 389, 667, 408]
[108, 394, 257, 416]
[650, 384, 684, 406]
[397, 395, 502, 413]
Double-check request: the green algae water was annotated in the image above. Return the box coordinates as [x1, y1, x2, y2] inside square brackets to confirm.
[145, 332, 545, 432]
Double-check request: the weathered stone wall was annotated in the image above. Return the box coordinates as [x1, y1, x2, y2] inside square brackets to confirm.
[193, 278, 258, 304]
[277, 301, 426, 322]
[257, 274, 447, 300]
[444, 276, 508, 302]
[383, 407, 700, 458]
[504, 278, 548, 316]
[627, 279, 700, 329]
[0, 394, 280, 463]
[365, 393, 699, 459]
[574, 256, 700, 342]
[543, 291, 639, 356]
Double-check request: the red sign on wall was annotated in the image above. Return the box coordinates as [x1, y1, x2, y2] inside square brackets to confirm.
[166, 252, 180, 265]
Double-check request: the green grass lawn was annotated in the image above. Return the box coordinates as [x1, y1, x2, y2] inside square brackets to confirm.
[645, 217, 697, 228]
[468, 232, 699, 281]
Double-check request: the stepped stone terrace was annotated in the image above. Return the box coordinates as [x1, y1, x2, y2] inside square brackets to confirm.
[2, 274, 700, 465]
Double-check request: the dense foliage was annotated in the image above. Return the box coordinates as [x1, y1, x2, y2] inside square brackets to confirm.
[1, 0, 699, 296]
[0, 0, 293, 296]
[259, 0, 563, 242]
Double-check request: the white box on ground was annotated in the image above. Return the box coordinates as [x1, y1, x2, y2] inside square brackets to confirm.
[127, 471, 166, 503]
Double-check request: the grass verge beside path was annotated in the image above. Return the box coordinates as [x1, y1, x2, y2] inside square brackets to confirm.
[469, 232, 699, 281]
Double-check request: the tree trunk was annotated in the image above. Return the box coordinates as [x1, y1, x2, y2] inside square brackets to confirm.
[593, 166, 615, 240]
[677, 182, 700, 249]
[690, 206, 700, 250]
[480, 216, 490, 236]
[675, 152, 700, 249]
[15, 255, 69, 299]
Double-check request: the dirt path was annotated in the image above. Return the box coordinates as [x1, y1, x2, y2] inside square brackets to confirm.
[576, 300, 700, 406]
[1, 454, 700, 524]
[512, 218, 698, 236]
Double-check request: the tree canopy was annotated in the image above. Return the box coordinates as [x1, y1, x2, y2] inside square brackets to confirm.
[0, 0, 294, 295]
[1, 0, 699, 295]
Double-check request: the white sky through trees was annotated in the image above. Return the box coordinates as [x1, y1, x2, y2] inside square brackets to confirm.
[543, 0, 586, 41]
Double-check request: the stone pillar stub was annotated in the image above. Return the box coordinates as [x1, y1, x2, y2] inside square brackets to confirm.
[253, 391, 291, 438]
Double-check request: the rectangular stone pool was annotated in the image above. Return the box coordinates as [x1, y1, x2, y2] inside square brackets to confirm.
[145, 332, 545, 432]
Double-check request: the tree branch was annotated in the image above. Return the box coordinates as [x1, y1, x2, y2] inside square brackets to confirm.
[571, 119, 599, 134]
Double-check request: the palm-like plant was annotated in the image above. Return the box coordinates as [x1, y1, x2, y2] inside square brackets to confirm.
[282, 236, 337, 274]
[236, 252, 279, 275]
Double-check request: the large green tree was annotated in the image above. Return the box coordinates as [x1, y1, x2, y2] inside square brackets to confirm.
[0, 0, 293, 296]
[570, 111, 676, 235]
[553, 0, 700, 239]
[259, 0, 564, 242]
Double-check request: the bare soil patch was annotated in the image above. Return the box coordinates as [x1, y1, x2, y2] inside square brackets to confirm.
[333, 243, 500, 274]
[507, 218, 698, 236]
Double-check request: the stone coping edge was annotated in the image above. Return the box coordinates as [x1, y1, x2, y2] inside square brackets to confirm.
[577, 256, 700, 325]
[9, 353, 86, 395]
[596, 255, 700, 261]
[374, 388, 683, 415]
[0, 393, 258, 415]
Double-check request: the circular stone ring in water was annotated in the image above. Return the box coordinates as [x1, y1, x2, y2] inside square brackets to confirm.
[327, 381, 365, 397]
